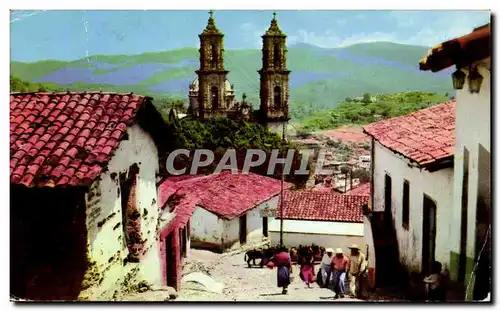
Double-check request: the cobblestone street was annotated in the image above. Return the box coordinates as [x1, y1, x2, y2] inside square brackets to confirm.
[178, 249, 362, 302]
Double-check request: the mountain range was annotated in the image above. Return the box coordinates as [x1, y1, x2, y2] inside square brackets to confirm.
[10, 41, 453, 118]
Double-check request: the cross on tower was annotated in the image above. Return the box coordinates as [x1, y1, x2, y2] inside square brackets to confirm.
[273, 12, 277, 20]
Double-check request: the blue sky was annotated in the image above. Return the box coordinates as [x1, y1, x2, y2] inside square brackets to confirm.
[10, 10, 490, 62]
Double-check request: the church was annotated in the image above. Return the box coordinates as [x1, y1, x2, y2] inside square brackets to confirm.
[186, 11, 291, 137]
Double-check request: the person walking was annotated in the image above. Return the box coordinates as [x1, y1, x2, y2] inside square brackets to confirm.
[299, 252, 315, 288]
[320, 248, 334, 288]
[347, 244, 367, 298]
[331, 248, 349, 298]
[272, 246, 293, 295]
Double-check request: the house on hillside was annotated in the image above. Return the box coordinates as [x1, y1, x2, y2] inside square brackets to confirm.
[420, 23, 491, 301]
[363, 101, 456, 286]
[270, 191, 368, 253]
[9, 92, 179, 300]
[158, 171, 292, 253]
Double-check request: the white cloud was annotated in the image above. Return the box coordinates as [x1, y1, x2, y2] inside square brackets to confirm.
[287, 30, 397, 48]
[237, 22, 264, 48]
[287, 10, 490, 49]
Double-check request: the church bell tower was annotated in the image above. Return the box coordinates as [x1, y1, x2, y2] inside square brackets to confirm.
[196, 10, 232, 119]
[258, 12, 291, 138]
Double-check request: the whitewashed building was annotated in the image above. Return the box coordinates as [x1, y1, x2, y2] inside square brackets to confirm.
[159, 172, 292, 253]
[420, 23, 491, 300]
[270, 191, 368, 252]
[364, 101, 456, 277]
[358, 155, 371, 169]
[10, 92, 177, 300]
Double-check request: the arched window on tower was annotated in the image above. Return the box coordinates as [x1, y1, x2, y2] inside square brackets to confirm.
[274, 86, 281, 108]
[211, 86, 219, 111]
[274, 43, 280, 68]
[211, 44, 218, 69]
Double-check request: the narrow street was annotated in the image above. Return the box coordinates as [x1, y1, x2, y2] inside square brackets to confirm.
[178, 249, 361, 302]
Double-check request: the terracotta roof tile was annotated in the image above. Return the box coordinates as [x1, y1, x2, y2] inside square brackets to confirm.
[10, 92, 150, 188]
[158, 171, 292, 221]
[420, 24, 491, 72]
[363, 101, 455, 167]
[344, 182, 371, 197]
[276, 191, 367, 223]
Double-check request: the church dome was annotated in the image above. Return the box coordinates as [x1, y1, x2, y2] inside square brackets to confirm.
[190, 77, 199, 92]
[189, 77, 233, 94]
[224, 79, 233, 92]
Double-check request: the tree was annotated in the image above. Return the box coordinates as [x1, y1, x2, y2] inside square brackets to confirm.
[362, 93, 371, 103]
[340, 165, 350, 174]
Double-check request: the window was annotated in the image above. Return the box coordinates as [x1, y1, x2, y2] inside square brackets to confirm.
[211, 87, 219, 111]
[402, 180, 410, 229]
[274, 86, 281, 107]
[273, 43, 280, 68]
[211, 44, 218, 68]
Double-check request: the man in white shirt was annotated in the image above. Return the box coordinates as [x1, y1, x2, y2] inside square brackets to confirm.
[320, 248, 334, 288]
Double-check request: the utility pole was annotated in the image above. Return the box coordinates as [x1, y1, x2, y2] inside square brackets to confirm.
[280, 122, 286, 247]
[350, 169, 353, 191]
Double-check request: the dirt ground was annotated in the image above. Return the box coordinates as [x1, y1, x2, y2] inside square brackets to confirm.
[177, 249, 362, 302]
[319, 126, 370, 145]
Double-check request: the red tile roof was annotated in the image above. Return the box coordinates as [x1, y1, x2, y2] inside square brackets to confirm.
[159, 171, 293, 221]
[344, 182, 371, 197]
[363, 101, 456, 167]
[10, 92, 152, 188]
[420, 23, 491, 72]
[277, 191, 366, 223]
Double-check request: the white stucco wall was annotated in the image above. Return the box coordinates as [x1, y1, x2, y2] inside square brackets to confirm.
[372, 141, 454, 272]
[222, 206, 264, 250]
[450, 60, 491, 262]
[84, 124, 163, 297]
[269, 232, 365, 254]
[190, 206, 224, 246]
[190, 197, 277, 251]
[268, 219, 366, 256]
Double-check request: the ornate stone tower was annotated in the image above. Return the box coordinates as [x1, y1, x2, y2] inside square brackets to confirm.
[192, 10, 235, 119]
[258, 12, 290, 137]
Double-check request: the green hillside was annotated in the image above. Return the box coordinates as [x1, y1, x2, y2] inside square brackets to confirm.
[10, 42, 452, 122]
[301, 91, 451, 131]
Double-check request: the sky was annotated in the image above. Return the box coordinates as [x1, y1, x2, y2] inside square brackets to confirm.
[10, 10, 490, 62]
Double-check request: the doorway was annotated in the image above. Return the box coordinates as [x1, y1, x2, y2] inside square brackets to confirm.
[165, 233, 177, 288]
[179, 227, 187, 258]
[384, 174, 392, 221]
[422, 195, 437, 275]
[262, 217, 268, 237]
[239, 214, 247, 244]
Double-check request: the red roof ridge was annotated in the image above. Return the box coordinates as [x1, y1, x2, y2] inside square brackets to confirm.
[10, 91, 149, 97]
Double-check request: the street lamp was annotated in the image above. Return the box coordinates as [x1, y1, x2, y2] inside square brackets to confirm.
[452, 68, 466, 90]
[468, 67, 484, 94]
